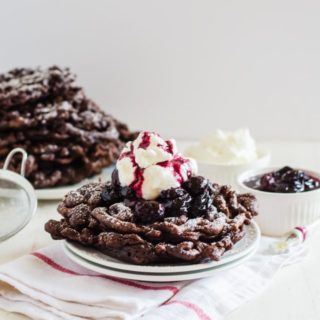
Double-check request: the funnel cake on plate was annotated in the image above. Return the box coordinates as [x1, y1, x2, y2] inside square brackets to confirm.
[45, 132, 258, 265]
[0, 66, 136, 188]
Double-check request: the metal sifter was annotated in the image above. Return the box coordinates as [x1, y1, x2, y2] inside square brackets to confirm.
[0, 148, 37, 242]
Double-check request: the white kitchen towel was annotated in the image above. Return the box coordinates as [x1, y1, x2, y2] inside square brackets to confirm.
[0, 238, 306, 320]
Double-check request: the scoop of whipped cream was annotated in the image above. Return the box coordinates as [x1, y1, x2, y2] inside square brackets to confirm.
[116, 132, 198, 200]
[185, 128, 258, 165]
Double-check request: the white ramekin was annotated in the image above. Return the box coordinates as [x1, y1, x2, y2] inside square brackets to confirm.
[195, 146, 270, 189]
[237, 167, 320, 237]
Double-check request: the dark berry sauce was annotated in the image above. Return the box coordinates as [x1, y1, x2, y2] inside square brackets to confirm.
[103, 173, 217, 224]
[244, 166, 320, 193]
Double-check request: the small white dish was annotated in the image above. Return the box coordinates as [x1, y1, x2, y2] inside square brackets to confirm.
[35, 166, 114, 200]
[237, 167, 320, 237]
[63, 241, 259, 282]
[64, 221, 260, 274]
[193, 146, 270, 188]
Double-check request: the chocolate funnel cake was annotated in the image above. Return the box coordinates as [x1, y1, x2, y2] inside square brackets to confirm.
[45, 132, 258, 265]
[0, 66, 137, 188]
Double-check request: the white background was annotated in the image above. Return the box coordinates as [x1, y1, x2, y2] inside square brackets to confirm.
[1, 0, 320, 141]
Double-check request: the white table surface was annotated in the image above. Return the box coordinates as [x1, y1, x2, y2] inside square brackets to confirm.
[1, 141, 320, 320]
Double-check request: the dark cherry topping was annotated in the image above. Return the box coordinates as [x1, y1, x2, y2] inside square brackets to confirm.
[101, 182, 122, 205]
[119, 186, 136, 199]
[101, 169, 223, 223]
[182, 176, 210, 196]
[111, 169, 121, 189]
[134, 201, 165, 224]
[245, 166, 320, 193]
[190, 190, 214, 217]
[159, 187, 192, 217]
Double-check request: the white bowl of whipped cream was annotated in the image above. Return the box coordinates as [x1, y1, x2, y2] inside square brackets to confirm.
[184, 128, 270, 188]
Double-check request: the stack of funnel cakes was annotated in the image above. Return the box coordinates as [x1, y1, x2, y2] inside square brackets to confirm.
[0, 66, 136, 188]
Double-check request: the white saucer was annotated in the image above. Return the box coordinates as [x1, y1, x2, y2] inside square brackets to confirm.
[35, 166, 115, 200]
[64, 221, 260, 274]
[63, 241, 258, 282]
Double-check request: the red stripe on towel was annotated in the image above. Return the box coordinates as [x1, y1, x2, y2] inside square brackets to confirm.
[31, 252, 179, 294]
[165, 300, 212, 320]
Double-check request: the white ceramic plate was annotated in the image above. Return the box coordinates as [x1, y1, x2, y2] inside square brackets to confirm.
[64, 221, 260, 274]
[63, 241, 258, 282]
[35, 166, 115, 200]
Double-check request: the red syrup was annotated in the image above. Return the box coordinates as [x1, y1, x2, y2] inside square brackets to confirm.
[119, 142, 134, 160]
[126, 156, 192, 198]
[166, 140, 175, 155]
[119, 143, 145, 197]
[158, 156, 192, 184]
[138, 132, 151, 149]
[131, 168, 144, 198]
[156, 139, 175, 155]
[118, 143, 143, 197]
